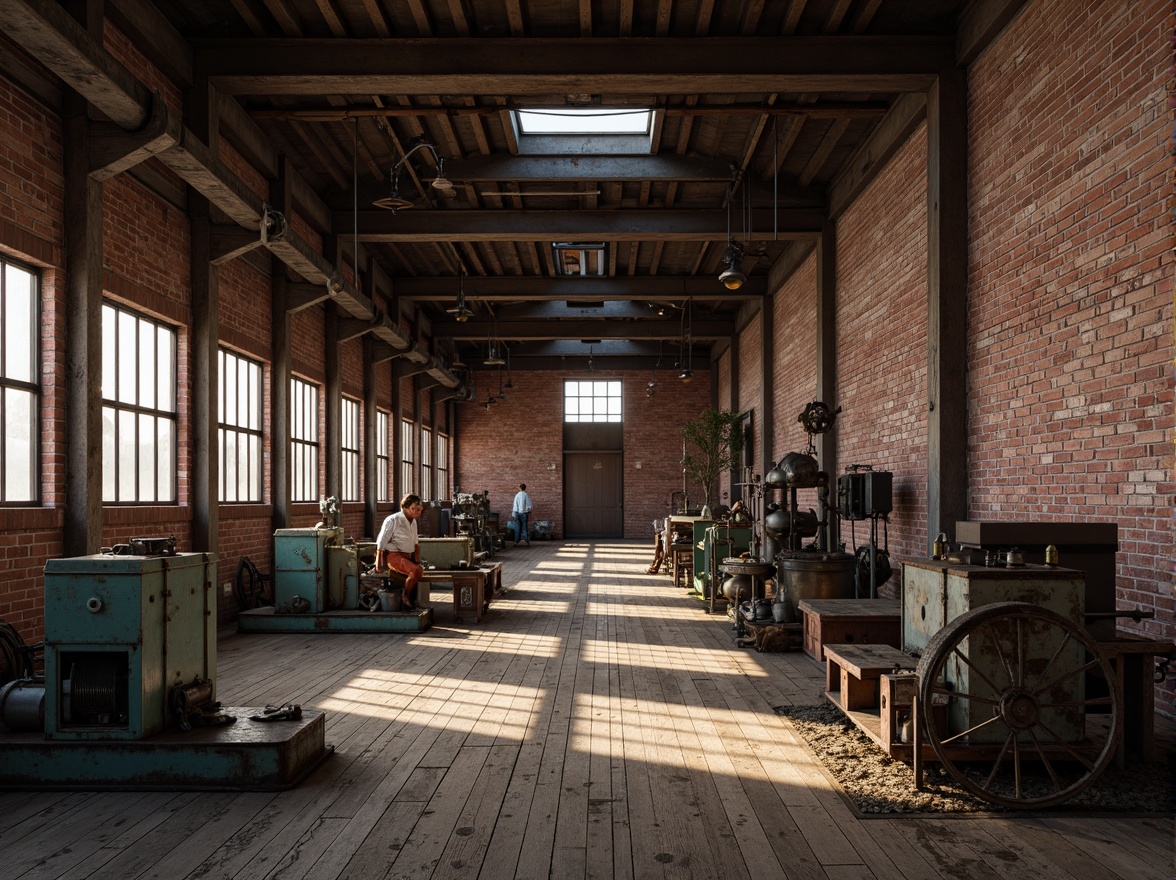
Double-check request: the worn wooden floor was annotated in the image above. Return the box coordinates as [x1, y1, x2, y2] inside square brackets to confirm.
[1, 540, 1172, 879]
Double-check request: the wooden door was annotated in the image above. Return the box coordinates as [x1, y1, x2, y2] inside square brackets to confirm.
[563, 451, 623, 537]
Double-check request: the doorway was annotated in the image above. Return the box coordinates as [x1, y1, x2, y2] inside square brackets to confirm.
[563, 451, 623, 537]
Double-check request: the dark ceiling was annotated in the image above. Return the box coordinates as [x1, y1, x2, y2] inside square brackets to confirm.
[134, 0, 988, 374]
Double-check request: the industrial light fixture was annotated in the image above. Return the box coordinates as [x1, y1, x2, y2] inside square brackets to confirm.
[679, 301, 694, 382]
[646, 341, 662, 397]
[484, 317, 505, 366]
[718, 182, 747, 289]
[446, 263, 474, 322]
[374, 138, 452, 212]
[503, 347, 514, 389]
[497, 364, 507, 400]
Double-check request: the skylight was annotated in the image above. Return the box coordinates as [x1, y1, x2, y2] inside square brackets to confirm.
[516, 108, 652, 136]
[510, 107, 658, 155]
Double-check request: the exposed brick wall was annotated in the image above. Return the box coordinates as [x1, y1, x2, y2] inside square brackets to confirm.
[967, 0, 1174, 712]
[834, 126, 930, 585]
[737, 311, 763, 480]
[772, 254, 819, 458]
[0, 78, 62, 257]
[456, 369, 712, 539]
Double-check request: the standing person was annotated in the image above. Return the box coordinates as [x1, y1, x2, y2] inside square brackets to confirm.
[375, 493, 425, 610]
[512, 483, 533, 546]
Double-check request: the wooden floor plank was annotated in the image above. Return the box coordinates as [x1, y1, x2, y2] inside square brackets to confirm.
[1, 540, 1171, 880]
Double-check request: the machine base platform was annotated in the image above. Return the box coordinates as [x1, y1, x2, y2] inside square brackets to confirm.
[237, 605, 433, 633]
[0, 707, 332, 790]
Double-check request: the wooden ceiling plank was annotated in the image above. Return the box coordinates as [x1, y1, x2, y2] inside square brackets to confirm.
[505, 0, 526, 37]
[797, 118, 849, 187]
[740, 0, 766, 36]
[655, 0, 672, 36]
[823, 0, 853, 33]
[228, 0, 268, 36]
[405, 0, 433, 36]
[694, 0, 716, 35]
[260, 0, 303, 35]
[618, 0, 633, 37]
[446, 0, 471, 36]
[580, 0, 592, 37]
[312, 0, 349, 37]
[848, 0, 883, 34]
[359, 0, 392, 37]
[781, 0, 807, 35]
[290, 120, 351, 190]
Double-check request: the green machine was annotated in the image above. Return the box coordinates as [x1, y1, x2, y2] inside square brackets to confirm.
[694, 523, 753, 600]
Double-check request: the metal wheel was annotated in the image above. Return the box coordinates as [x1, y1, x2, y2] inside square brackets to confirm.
[916, 601, 1120, 809]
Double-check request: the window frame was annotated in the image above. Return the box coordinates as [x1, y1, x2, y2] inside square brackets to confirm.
[399, 418, 413, 500]
[217, 347, 264, 504]
[376, 409, 390, 503]
[340, 396, 360, 502]
[563, 379, 623, 423]
[101, 301, 178, 504]
[290, 376, 319, 502]
[435, 432, 449, 500]
[420, 426, 432, 501]
[0, 257, 40, 505]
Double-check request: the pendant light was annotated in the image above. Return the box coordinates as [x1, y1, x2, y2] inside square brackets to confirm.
[718, 182, 746, 290]
[374, 138, 452, 212]
[503, 346, 514, 390]
[484, 315, 504, 366]
[446, 262, 473, 322]
[678, 301, 694, 382]
[646, 341, 662, 397]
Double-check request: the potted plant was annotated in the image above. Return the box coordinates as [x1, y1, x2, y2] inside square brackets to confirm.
[681, 408, 744, 517]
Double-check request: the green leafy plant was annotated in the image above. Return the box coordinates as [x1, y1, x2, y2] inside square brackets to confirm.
[682, 408, 744, 512]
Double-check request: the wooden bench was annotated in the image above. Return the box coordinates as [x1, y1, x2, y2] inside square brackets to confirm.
[798, 598, 901, 663]
[824, 643, 916, 712]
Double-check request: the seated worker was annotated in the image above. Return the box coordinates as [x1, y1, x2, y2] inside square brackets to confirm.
[375, 493, 425, 610]
[647, 521, 666, 574]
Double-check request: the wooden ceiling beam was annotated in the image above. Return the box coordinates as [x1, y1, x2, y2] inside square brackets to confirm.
[195, 36, 953, 96]
[395, 275, 762, 303]
[341, 208, 822, 242]
[436, 318, 735, 340]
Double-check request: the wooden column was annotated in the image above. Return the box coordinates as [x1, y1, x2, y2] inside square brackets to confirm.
[815, 220, 838, 551]
[760, 292, 775, 475]
[270, 158, 293, 530]
[187, 76, 219, 553]
[62, 0, 104, 556]
[926, 69, 969, 550]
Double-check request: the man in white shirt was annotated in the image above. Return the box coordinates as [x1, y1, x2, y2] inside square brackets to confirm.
[375, 493, 425, 609]
[512, 483, 533, 545]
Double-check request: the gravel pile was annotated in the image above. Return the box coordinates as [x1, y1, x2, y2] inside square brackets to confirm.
[774, 701, 1175, 815]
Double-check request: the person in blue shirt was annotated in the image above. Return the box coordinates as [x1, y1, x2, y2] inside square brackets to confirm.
[512, 483, 533, 545]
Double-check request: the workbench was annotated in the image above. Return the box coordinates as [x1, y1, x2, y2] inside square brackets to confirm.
[422, 562, 503, 623]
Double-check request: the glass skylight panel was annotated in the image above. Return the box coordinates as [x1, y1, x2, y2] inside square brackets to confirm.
[516, 108, 651, 135]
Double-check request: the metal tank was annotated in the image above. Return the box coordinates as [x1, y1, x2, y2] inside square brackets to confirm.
[773, 550, 855, 618]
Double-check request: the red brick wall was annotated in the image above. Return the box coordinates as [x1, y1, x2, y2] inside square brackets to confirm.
[834, 126, 929, 584]
[967, 0, 1174, 711]
[772, 255, 819, 458]
[456, 369, 712, 539]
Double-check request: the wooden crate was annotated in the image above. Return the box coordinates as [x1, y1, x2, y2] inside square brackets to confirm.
[799, 598, 901, 662]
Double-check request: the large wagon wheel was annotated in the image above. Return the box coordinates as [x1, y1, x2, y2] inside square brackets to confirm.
[916, 601, 1120, 809]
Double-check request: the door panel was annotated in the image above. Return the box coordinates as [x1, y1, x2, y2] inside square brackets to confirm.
[564, 451, 622, 537]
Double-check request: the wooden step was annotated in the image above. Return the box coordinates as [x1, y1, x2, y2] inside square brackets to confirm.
[824, 643, 916, 711]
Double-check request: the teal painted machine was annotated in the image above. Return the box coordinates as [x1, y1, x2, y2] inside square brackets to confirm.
[0, 544, 334, 790]
[42, 550, 216, 740]
[273, 527, 359, 612]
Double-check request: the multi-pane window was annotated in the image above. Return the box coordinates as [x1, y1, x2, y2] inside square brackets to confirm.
[376, 410, 390, 502]
[399, 419, 413, 499]
[341, 397, 359, 502]
[435, 433, 449, 500]
[0, 259, 38, 503]
[420, 427, 432, 501]
[564, 379, 622, 423]
[291, 377, 319, 502]
[101, 303, 176, 502]
[218, 349, 263, 503]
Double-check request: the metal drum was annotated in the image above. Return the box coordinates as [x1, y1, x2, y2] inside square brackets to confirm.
[773, 551, 855, 616]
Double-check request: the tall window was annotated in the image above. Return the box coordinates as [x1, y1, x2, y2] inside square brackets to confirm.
[376, 410, 390, 502]
[341, 397, 359, 501]
[291, 377, 319, 502]
[0, 259, 38, 503]
[436, 433, 449, 500]
[399, 419, 413, 498]
[420, 427, 432, 501]
[564, 379, 622, 423]
[102, 303, 176, 502]
[218, 349, 263, 502]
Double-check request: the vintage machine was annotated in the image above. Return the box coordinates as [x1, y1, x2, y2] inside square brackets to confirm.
[452, 491, 496, 556]
[763, 402, 855, 619]
[42, 540, 216, 740]
[0, 538, 332, 789]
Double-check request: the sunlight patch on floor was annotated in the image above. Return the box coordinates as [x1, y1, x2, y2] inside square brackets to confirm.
[403, 631, 562, 657]
[581, 638, 769, 677]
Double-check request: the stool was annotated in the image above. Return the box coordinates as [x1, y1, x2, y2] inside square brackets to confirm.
[671, 546, 693, 588]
